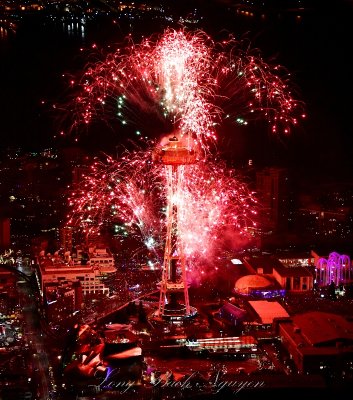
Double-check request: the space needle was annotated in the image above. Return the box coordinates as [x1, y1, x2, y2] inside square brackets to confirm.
[153, 134, 198, 319]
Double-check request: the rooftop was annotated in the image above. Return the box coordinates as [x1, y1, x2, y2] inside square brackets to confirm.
[243, 256, 313, 277]
[292, 311, 353, 346]
[248, 300, 290, 324]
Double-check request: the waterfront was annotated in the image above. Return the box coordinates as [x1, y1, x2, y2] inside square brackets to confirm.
[0, 1, 352, 179]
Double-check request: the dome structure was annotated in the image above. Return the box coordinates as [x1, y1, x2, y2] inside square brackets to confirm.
[234, 274, 273, 296]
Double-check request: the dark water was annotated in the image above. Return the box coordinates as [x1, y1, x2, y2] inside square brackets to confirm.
[0, 1, 352, 180]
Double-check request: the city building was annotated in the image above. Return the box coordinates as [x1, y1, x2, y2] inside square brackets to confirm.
[243, 255, 314, 292]
[216, 301, 247, 326]
[87, 246, 116, 274]
[59, 225, 73, 253]
[36, 258, 110, 298]
[275, 311, 353, 375]
[277, 251, 315, 267]
[248, 300, 290, 326]
[44, 280, 83, 322]
[176, 335, 258, 356]
[256, 167, 293, 233]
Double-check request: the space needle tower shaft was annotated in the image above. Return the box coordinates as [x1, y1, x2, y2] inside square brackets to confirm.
[153, 135, 197, 318]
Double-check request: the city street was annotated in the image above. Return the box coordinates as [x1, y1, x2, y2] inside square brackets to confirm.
[17, 276, 54, 399]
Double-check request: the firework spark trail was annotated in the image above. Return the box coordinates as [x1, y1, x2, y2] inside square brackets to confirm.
[149, 30, 218, 146]
[169, 158, 257, 267]
[214, 51, 303, 134]
[68, 148, 257, 268]
[67, 149, 165, 250]
[70, 28, 304, 149]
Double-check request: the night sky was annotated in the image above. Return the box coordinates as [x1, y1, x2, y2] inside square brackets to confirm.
[0, 0, 352, 182]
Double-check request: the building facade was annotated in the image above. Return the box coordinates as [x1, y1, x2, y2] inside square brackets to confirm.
[37, 260, 110, 297]
[276, 312, 353, 375]
[243, 255, 314, 292]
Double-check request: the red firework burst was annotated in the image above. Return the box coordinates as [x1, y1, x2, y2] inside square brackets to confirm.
[64, 28, 304, 149]
[65, 28, 304, 268]
[67, 144, 258, 268]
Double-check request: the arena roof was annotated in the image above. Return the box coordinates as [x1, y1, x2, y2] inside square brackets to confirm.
[292, 311, 353, 346]
[235, 274, 272, 293]
[248, 300, 290, 324]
